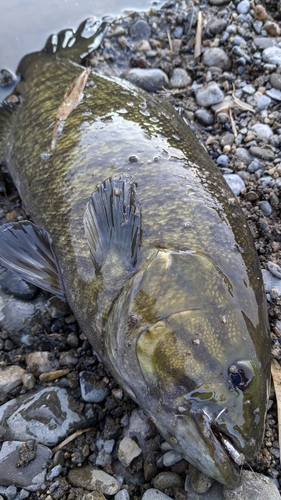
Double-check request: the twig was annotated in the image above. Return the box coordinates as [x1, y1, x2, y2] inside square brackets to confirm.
[167, 30, 173, 52]
[229, 108, 237, 138]
[194, 11, 203, 59]
[52, 427, 96, 454]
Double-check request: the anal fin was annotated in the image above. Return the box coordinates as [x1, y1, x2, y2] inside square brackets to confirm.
[0, 221, 65, 299]
[84, 174, 141, 275]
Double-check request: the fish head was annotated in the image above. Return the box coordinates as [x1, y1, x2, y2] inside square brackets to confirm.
[117, 250, 270, 487]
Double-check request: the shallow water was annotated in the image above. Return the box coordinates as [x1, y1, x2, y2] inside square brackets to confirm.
[0, 0, 160, 100]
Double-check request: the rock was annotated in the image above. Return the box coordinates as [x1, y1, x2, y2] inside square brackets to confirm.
[184, 473, 223, 499]
[0, 365, 27, 393]
[79, 371, 110, 403]
[25, 351, 59, 376]
[0, 268, 38, 300]
[189, 465, 213, 493]
[152, 471, 183, 491]
[251, 123, 273, 139]
[220, 132, 234, 147]
[133, 40, 151, 52]
[266, 88, 281, 101]
[126, 409, 155, 448]
[0, 387, 84, 446]
[237, 0, 250, 14]
[115, 490, 130, 500]
[256, 95, 271, 109]
[202, 48, 231, 70]
[254, 4, 268, 20]
[130, 20, 151, 40]
[242, 84, 255, 94]
[249, 146, 275, 160]
[195, 109, 214, 125]
[22, 373, 36, 390]
[169, 68, 191, 89]
[118, 436, 142, 467]
[0, 441, 51, 491]
[141, 489, 172, 500]
[69, 466, 121, 495]
[266, 22, 281, 37]
[223, 174, 245, 195]
[195, 82, 224, 107]
[258, 200, 272, 216]
[223, 470, 281, 499]
[268, 261, 281, 279]
[262, 269, 281, 295]
[270, 73, 281, 90]
[121, 68, 169, 92]
[162, 450, 182, 467]
[208, 19, 227, 35]
[263, 47, 281, 65]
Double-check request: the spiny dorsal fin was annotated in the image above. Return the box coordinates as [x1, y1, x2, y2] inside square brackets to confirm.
[0, 221, 65, 299]
[0, 100, 18, 162]
[84, 174, 141, 273]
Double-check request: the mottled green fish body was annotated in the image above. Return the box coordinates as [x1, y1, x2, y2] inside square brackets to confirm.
[0, 21, 270, 487]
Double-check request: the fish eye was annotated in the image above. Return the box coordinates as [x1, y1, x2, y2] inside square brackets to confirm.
[228, 361, 255, 390]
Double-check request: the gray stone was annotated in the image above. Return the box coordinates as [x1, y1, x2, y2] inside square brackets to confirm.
[79, 371, 109, 403]
[121, 68, 169, 93]
[270, 73, 281, 90]
[255, 37, 279, 50]
[262, 269, 281, 295]
[141, 489, 172, 500]
[0, 441, 51, 491]
[208, 19, 227, 35]
[258, 200, 272, 216]
[0, 365, 27, 393]
[195, 108, 214, 125]
[249, 146, 275, 160]
[223, 470, 281, 500]
[237, 0, 250, 14]
[266, 87, 281, 101]
[162, 450, 183, 467]
[69, 466, 121, 495]
[46, 464, 62, 481]
[202, 48, 231, 70]
[268, 261, 281, 279]
[169, 68, 191, 89]
[95, 450, 112, 467]
[256, 95, 271, 109]
[126, 409, 153, 448]
[263, 46, 281, 65]
[232, 35, 246, 46]
[242, 84, 255, 94]
[0, 268, 38, 301]
[153, 471, 183, 491]
[2, 485, 17, 500]
[114, 490, 130, 500]
[196, 82, 224, 107]
[235, 148, 253, 162]
[248, 159, 261, 172]
[118, 436, 142, 467]
[130, 20, 151, 40]
[0, 387, 83, 446]
[251, 123, 273, 139]
[217, 155, 229, 166]
[223, 174, 245, 195]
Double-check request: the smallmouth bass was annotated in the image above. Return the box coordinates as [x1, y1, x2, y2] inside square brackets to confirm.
[0, 19, 270, 487]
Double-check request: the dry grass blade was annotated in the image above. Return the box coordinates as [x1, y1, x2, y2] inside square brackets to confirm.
[232, 83, 254, 112]
[167, 30, 173, 52]
[52, 426, 96, 454]
[194, 11, 203, 59]
[229, 108, 237, 138]
[51, 66, 91, 150]
[271, 358, 281, 457]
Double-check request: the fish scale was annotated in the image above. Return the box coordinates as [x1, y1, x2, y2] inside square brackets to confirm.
[0, 20, 271, 487]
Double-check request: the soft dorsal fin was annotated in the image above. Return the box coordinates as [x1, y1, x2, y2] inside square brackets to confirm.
[0, 221, 65, 298]
[84, 174, 141, 274]
[0, 100, 18, 162]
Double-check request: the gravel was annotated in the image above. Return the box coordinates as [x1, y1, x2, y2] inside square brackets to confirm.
[0, 0, 281, 498]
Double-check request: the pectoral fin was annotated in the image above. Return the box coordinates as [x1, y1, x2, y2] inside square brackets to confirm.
[84, 174, 141, 275]
[0, 221, 65, 298]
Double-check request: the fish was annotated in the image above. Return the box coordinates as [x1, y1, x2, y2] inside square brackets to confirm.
[0, 18, 271, 488]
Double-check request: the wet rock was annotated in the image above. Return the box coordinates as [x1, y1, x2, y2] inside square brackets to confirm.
[223, 174, 245, 195]
[195, 82, 224, 107]
[69, 466, 121, 494]
[0, 441, 51, 491]
[0, 268, 38, 300]
[169, 68, 191, 89]
[118, 436, 142, 467]
[80, 370, 110, 403]
[0, 387, 84, 446]
[263, 47, 281, 65]
[121, 68, 169, 92]
[152, 471, 183, 491]
[142, 489, 172, 500]
[202, 48, 231, 70]
[0, 365, 27, 393]
[223, 470, 281, 499]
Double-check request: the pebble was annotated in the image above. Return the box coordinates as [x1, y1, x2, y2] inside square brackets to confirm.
[0, 269, 38, 300]
[208, 19, 227, 35]
[262, 269, 281, 295]
[195, 82, 224, 107]
[80, 371, 110, 403]
[237, 0, 250, 14]
[223, 470, 281, 500]
[270, 73, 281, 90]
[118, 436, 142, 467]
[121, 68, 169, 92]
[152, 471, 183, 491]
[256, 94, 271, 109]
[195, 109, 214, 126]
[25, 351, 59, 376]
[202, 48, 231, 70]
[262, 46, 281, 65]
[21, 373, 36, 390]
[235, 148, 253, 163]
[251, 123, 273, 139]
[268, 261, 281, 279]
[141, 489, 172, 500]
[249, 146, 275, 160]
[0, 387, 84, 446]
[130, 20, 151, 40]
[266, 87, 281, 101]
[0, 365, 26, 393]
[162, 450, 183, 467]
[258, 200, 272, 216]
[254, 4, 268, 20]
[0, 441, 52, 491]
[68, 466, 121, 495]
[223, 174, 245, 195]
[169, 68, 191, 89]
[114, 490, 130, 500]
